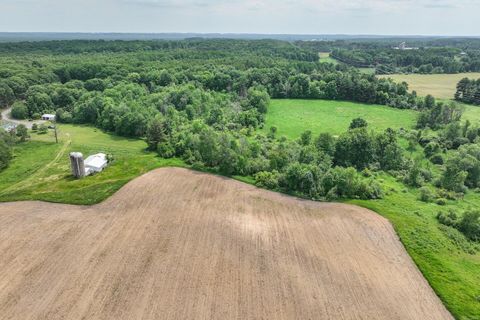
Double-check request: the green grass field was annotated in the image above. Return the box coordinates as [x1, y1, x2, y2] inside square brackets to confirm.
[261, 99, 417, 139]
[379, 73, 480, 100]
[0, 125, 185, 204]
[319, 52, 339, 65]
[463, 103, 480, 126]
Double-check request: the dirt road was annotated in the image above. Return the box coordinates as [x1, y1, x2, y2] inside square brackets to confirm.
[0, 107, 45, 129]
[0, 168, 453, 320]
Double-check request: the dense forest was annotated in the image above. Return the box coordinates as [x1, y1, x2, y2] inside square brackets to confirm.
[297, 39, 480, 74]
[455, 77, 480, 105]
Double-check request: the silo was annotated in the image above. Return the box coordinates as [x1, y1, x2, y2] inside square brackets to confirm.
[69, 152, 85, 178]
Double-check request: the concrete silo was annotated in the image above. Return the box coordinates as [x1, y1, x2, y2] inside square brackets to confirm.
[69, 152, 85, 179]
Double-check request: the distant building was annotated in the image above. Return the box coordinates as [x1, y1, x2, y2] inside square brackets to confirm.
[393, 42, 419, 50]
[41, 114, 56, 121]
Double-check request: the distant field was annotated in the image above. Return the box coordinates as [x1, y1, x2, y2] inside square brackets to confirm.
[379, 73, 480, 99]
[262, 99, 417, 139]
[358, 67, 376, 75]
[319, 52, 339, 65]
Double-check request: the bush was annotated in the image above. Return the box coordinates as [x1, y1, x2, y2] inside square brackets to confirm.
[254, 170, 280, 189]
[403, 161, 424, 187]
[429, 154, 444, 165]
[437, 210, 459, 227]
[419, 187, 434, 202]
[321, 167, 382, 200]
[38, 124, 48, 134]
[438, 209, 480, 242]
[0, 130, 13, 170]
[436, 198, 447, 206]
[158, 142, 175, 158]
[458, 211, 480, 242]
[349, 117, 368, 129]
[11, 102, 28, 120]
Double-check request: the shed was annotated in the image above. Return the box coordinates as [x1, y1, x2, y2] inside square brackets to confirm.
[41, 114, 56, 121]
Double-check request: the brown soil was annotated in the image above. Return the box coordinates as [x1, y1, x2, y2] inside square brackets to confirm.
[0, 168, 452, 320]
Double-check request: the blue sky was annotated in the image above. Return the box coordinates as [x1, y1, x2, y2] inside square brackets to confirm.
[0, 0, 478, 35]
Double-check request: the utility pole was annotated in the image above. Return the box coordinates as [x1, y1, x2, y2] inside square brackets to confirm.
[53, 120, 58, 144]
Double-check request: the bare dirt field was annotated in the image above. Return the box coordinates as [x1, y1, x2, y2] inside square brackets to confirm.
[0, 168, 452, 320]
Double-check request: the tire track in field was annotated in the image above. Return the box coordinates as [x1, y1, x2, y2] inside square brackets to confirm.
[0, 133, 71, 196]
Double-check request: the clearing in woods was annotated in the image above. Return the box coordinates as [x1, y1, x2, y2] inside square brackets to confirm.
[0, 168, 452, 320]
[261, 99, 417, 139]
[378, 72, 480, 99]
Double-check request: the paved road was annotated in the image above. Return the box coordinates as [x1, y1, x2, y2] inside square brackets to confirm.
[1, 107, 46, 129]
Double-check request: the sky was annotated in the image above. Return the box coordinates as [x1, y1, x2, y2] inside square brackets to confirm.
[0, 0, 479, 36]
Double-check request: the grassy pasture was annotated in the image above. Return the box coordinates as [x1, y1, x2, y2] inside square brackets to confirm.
[379, 73, 480, 100]
[463, 103, 480, 126]
[0, 125, 185, 204]
[261, 99, 417, 139]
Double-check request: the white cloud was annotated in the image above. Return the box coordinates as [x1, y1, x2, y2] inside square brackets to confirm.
[0, 0, 478, 35]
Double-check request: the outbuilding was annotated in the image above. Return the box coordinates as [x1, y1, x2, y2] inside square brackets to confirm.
[84, 153, 108, 176]
[41, 114, 56, 121]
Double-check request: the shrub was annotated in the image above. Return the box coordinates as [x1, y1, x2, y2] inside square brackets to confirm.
[438, 209, 480, 242]
[254, 170, 280, 189]
[436, 198, 447, 206]
[38, 124, 48, 134]
[403, 161, 424, 187]
[418, 187, 434, 202]
[0, 130, 13, 170]
[158, 142, 175, 158]
[437, 210, 459, 227]
[458, 211, 480, 242]
[429, 154, 444, 165]
[321, 167, 382, 200]
[349, 117, 368, 129]
[11, 102, 28, 120]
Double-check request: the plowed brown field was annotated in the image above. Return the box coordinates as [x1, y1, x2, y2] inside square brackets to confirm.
[0, 168, 452, 320]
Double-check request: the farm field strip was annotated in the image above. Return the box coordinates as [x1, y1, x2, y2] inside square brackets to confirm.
[378, 73, 480, 100]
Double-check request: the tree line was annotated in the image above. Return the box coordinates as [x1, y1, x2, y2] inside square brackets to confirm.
[455, 77, 480, 105]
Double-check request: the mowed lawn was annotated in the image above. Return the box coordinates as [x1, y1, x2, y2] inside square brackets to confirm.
[262, 99, 417, 139]
[379, 73, 480, 100]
